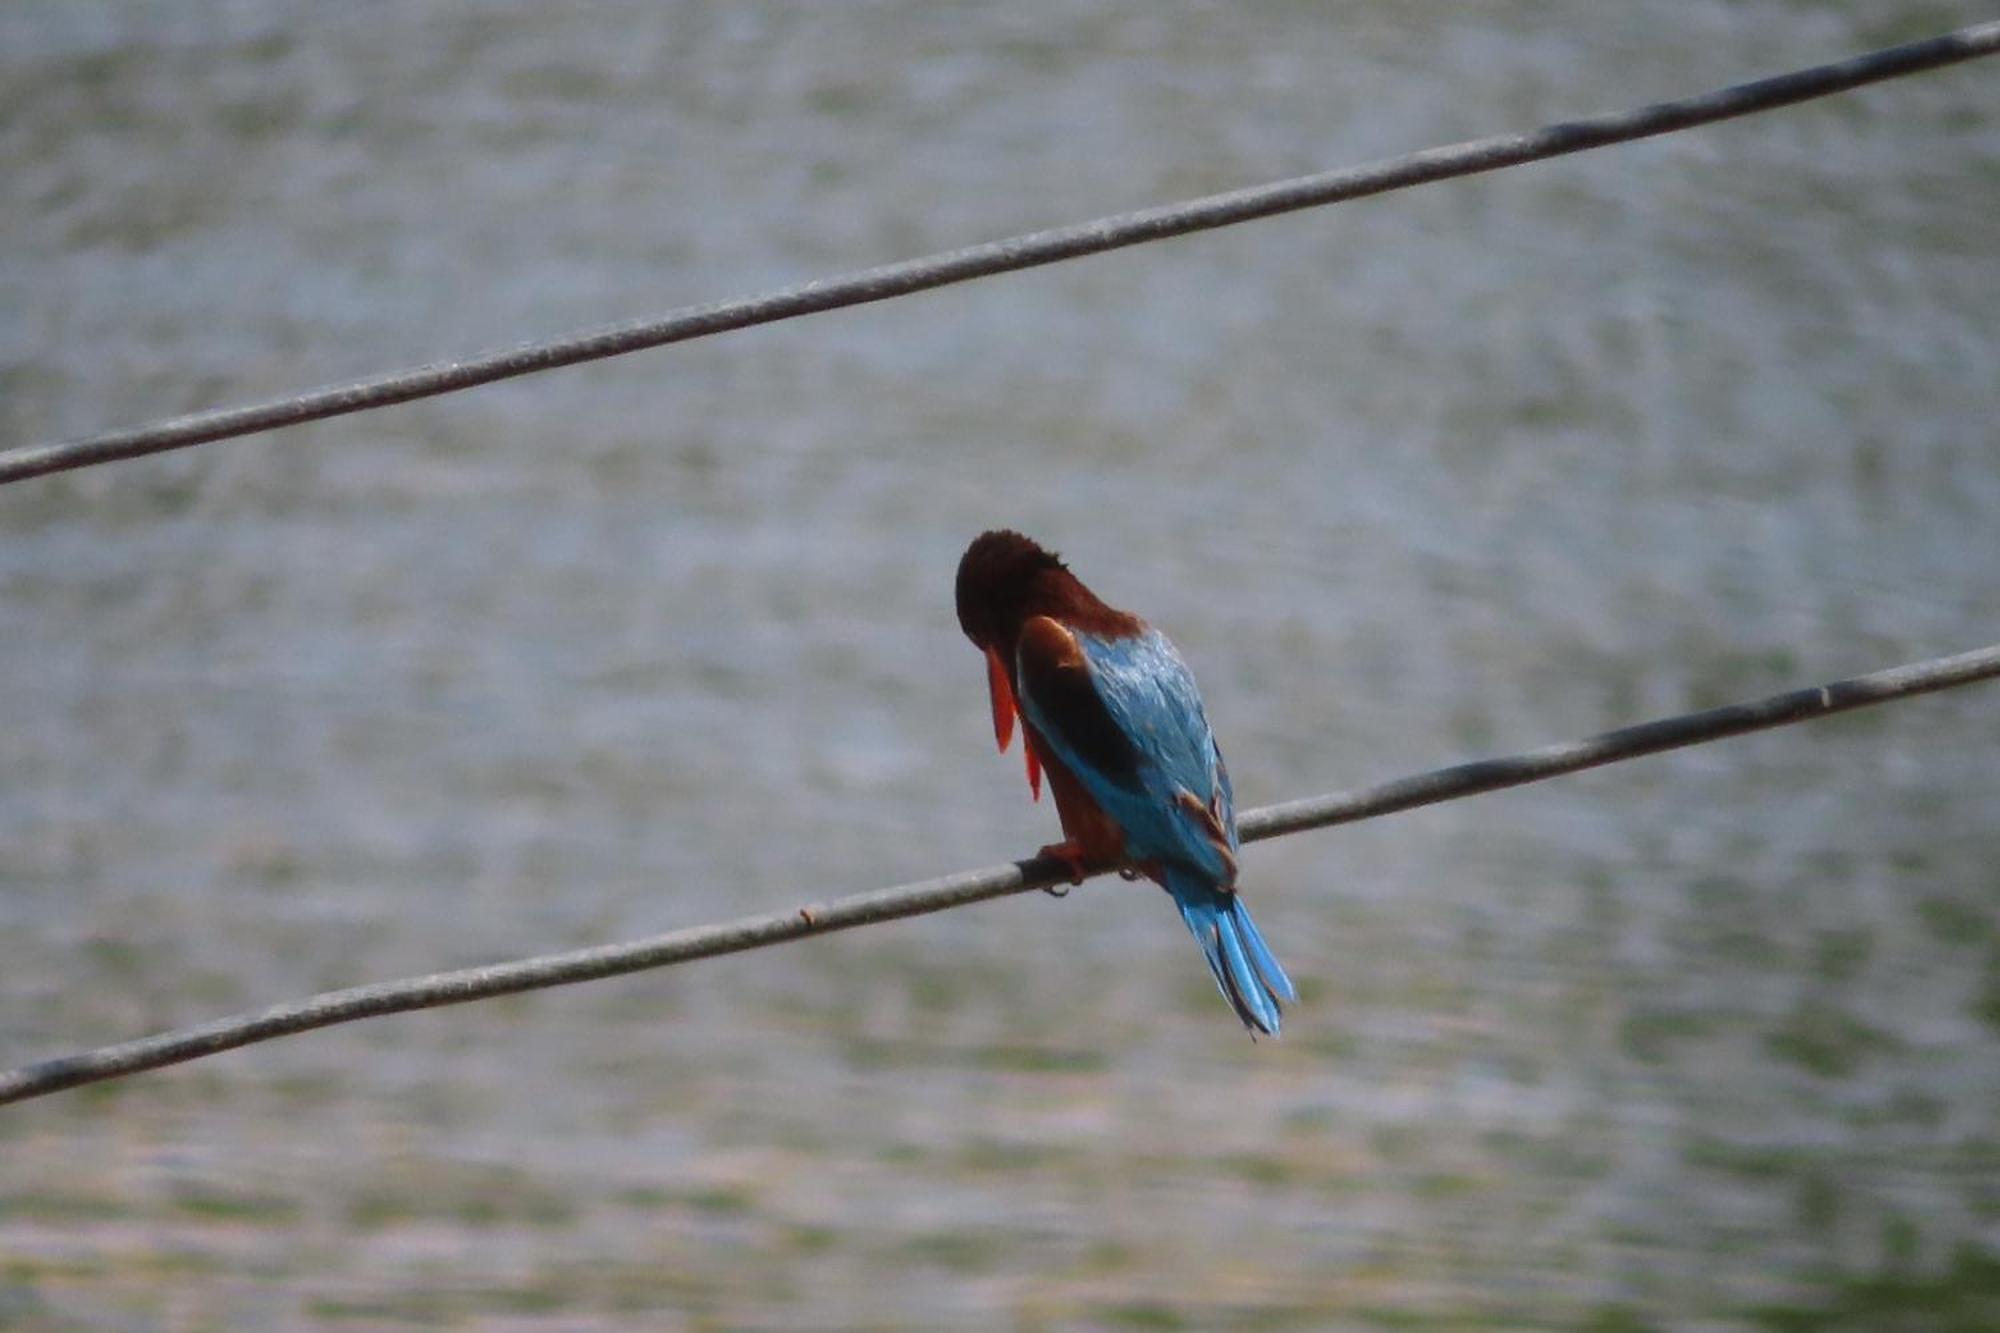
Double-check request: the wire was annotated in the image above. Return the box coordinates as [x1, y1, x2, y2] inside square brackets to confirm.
[3, 20, 1997, 487]
[3, 640, 1995, 1107]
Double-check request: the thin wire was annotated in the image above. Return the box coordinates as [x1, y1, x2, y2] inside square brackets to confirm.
[3, 641, 1996, 1107]
[4, 21, 1998, 487]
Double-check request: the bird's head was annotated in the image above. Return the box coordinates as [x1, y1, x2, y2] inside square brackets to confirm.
[954, 529, 1069, 650]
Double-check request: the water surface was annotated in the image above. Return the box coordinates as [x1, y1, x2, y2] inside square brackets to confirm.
[3, 2, 1999, 1327]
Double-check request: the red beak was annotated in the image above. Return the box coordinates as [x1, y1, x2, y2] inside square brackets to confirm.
[985, 647, 1015, 752]
[986, 646, 1042, 801]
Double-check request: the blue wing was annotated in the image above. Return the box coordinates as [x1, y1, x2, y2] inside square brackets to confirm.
[1012, 616, 1295, 1033]
[1012, 619, 1236, 882]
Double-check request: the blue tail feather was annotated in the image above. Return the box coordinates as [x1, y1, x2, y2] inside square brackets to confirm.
[1177, 898, 1234, 996]
[1214, 910, 1280, 1034]
[1168, 869, 1293, 1035]
[1232, 904, 1298, 1004]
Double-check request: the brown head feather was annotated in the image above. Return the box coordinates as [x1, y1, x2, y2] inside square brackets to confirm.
[954, 530, 1143, 651]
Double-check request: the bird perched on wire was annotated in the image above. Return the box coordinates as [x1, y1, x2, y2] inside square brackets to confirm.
[954, 529, 1297, 1035]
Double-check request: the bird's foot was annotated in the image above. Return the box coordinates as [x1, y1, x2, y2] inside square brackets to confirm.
[1037, 840, 1090, 895]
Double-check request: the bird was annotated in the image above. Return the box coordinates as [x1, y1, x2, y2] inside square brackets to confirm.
[954, 529, 1297, 1035]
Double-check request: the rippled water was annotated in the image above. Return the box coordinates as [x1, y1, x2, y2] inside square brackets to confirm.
[4, 3, 1999, 1327]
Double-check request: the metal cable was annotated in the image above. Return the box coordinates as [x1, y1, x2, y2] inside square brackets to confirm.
[3, 20, 1996, 486]
[4, 640, 1996, 1106]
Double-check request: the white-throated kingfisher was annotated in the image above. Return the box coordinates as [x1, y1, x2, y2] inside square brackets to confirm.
[955, 530, 1297, 1034]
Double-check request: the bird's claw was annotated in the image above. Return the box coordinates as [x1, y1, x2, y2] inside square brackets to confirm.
[1037, 840, 1090, 889]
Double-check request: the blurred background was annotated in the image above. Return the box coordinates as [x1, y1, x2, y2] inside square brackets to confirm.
[4, 2, 1999, 1327]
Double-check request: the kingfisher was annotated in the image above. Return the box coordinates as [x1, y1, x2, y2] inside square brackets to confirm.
[954, 530, 1296, 1034]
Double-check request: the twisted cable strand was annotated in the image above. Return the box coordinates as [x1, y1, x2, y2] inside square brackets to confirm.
[4, 641, 1996, 1106]
[3, 20, 1996, 486]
